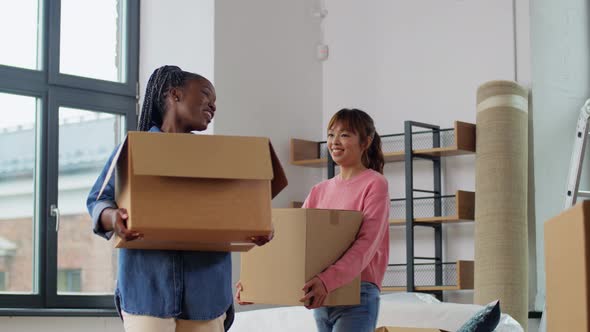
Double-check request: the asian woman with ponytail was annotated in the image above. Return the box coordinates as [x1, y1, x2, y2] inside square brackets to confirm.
[239, 108, 390, 332]
[301, 108, 390, 332]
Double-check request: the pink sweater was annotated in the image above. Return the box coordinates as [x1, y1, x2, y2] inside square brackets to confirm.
[302, 169, 390, 293]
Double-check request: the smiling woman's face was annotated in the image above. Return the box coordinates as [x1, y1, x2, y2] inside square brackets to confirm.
[174, 78, 217, 132]
[327, 121, 365, 168]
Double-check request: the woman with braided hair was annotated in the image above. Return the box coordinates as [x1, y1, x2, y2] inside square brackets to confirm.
[86, 65, 269, 332]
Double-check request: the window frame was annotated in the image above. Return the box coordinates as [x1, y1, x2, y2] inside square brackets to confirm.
[48, 0, 139, 97]
[46, 86, 135, 309]
[0, 0, 139, 313]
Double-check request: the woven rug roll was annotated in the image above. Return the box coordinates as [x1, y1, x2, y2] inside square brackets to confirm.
[475, 80, 528, 329]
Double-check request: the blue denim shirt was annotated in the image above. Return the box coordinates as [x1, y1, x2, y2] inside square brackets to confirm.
[86, 126, 234, 327]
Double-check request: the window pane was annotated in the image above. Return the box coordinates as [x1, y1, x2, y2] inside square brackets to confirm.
[57, 107, 124, 295]
[0, 0, 41, 70]
[0, 272, 6, 291]
[0, 93, 39, 294]
[60, 0, 126, 82]
[58, 269, 81, 293]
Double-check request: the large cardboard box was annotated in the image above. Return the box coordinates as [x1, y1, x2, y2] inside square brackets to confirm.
[376, 327, 446, 332]
[240, 208, 363, 306]
[97, 131, 287, 251]
[545, 201, 590, 331]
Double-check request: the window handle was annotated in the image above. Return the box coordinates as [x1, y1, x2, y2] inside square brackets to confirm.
[50, 204, 60, 232]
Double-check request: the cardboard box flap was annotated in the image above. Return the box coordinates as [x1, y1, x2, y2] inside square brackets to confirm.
[269, 142, 288, 198]
[129, 132, 274, 180]
[96, 139, 127, 200]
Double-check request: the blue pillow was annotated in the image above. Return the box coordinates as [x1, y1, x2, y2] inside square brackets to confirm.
[456, 300, 501, 332]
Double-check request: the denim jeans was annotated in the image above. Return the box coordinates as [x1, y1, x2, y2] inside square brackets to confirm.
[313, 282, 380, 332]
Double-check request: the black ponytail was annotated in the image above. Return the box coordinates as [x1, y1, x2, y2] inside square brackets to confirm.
[138, 65, 205, 131]
[363, 131, 384, 174]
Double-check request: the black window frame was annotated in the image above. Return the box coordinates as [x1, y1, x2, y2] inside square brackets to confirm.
[0, 0, 139, 314]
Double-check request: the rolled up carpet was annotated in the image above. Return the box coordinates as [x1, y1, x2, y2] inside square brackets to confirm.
[474, 80, 528, 330]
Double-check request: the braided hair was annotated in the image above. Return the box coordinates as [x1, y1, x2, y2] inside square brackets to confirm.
[138, 65, 206, 131]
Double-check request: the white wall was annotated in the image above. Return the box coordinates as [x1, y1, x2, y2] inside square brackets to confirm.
[139, 0, 214, 86]
[322, 0, 524, 304]
[530, 0, 590, 311]
[213, 0, 324, 311]
[322, 0, 516, 132]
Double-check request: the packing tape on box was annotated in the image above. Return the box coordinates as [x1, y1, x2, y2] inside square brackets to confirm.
[330, 210, 339, 225]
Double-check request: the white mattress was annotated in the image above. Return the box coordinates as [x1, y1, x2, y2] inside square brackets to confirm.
[231, 293, 523, 332]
